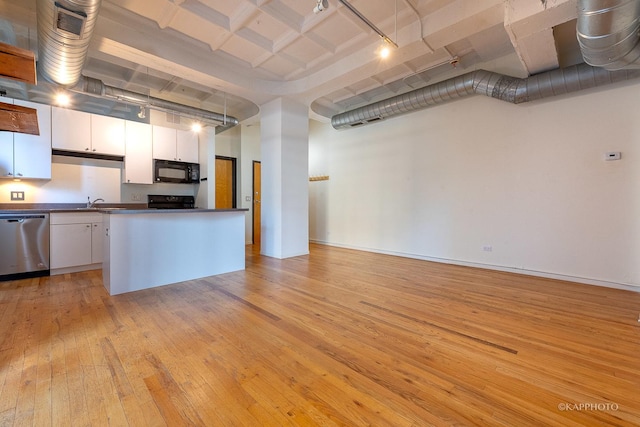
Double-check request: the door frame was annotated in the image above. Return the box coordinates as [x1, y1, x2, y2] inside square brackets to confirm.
[252, 160, 261, 245]
[215, 155, 237, 209]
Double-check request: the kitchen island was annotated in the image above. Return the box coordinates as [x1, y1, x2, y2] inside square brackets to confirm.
[102, 208, 247, 295]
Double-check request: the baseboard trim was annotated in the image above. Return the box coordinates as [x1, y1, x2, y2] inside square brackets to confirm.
[51, 263, 102, 276]
[309, 240, 640, 293]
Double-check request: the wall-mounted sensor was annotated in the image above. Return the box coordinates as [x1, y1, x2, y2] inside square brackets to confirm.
[605, 152, 621, 161]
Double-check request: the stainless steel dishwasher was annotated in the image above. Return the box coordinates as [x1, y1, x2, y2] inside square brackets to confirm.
[0, 213, 50, 279]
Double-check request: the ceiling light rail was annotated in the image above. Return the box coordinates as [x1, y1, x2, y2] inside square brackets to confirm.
[337, 0, 398, 48]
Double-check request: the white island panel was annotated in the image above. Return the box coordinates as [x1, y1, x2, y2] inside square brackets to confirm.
[103, 210, 245, 295]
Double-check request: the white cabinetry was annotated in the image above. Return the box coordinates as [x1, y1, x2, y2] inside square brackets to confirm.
[91, 114, 125, 155]
[177, 129, 199, 163]
[0, 99, 52, 180]
[52, 107, 91, 152]
[50, 212, 103, 273]
[152, 125, 198, 163]
[52, 107, 125, 156]
[124, 121, 153, 184]
[13, 100, 52, 179]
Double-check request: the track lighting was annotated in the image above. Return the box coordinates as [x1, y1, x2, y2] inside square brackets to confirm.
[137, 105, 146, 119]
[314, 0, 328, 14]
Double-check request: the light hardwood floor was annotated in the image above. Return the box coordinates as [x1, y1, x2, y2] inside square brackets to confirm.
[1, 243, 639, 426]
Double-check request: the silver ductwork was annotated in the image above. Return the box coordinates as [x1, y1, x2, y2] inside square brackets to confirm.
[72, 76, 239, 129]
[331, 63, 640, 129]
[577, 0, 640, 70]
[37, 0, 102, 86]
[36, 0, 238, 132]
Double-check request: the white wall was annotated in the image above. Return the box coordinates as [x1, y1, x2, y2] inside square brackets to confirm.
[309, 80, 640, 290]
[0, 156, 200, 206]
[0, 157, 122, 204]
[240, 125, 261, 244]
[214, 123, 261, 244]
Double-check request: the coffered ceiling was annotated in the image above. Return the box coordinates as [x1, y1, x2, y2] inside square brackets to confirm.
[0, 0, 582, 126]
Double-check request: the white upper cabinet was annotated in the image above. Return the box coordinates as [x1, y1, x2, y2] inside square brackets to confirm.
[152, 125, 199, 163]
[124, 121, 153, 184]
[0, 99, 52, 180]
[52, 107, 90, 152]
[90, 114, 125, 156]
[0, 99, 14, 178]
[151, 125, 176, 161]
[52, 107, 125, 156]
[176, 129, 199, 164]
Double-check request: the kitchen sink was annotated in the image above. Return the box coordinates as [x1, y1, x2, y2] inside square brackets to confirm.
[75, 207, 127, 211]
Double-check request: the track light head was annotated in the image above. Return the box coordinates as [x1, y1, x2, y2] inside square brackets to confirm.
[313, 0, 328, 14]
[137, 105, 146, 119]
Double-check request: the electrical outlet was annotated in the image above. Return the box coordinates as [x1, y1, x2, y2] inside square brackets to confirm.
[131, 193, 142, 201]
[10, 191, 25, 201]
[482, 245, 493, 252]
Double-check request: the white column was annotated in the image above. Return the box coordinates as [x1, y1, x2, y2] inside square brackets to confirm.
[260, 97, 309, 258]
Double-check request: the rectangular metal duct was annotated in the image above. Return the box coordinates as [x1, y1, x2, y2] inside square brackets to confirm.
[54, 2, 87, 39]
[36, 0, 101, 86]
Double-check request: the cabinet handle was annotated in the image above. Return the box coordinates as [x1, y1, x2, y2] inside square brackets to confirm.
[85, 147, 90, 151]
[16, 173, 23, 177]
[92, 148, 96, 152]
[86, 224, 91, 228]
[6, 172, 13, 176]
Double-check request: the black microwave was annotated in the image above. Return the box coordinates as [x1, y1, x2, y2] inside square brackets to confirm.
[154, 160, 200, 183]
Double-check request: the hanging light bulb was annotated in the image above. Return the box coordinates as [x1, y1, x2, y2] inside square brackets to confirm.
[55, 92, 70, 106]
[380, 44, 391, 59]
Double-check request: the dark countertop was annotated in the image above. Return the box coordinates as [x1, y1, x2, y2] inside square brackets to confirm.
[100, 208, 248, 214]
[0, 203, 248, 215]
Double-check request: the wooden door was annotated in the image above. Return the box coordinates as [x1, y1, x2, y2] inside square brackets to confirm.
[253, 161, 261, 245]
[215, 156, 236, 209]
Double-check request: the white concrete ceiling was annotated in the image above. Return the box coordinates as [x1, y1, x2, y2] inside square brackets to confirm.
[0, 0, 581, 124]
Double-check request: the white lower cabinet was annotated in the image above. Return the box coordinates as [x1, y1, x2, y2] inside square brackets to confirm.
[50, 212, 103, 272]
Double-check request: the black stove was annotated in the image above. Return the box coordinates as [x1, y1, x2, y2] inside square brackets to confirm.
[147, 195, 195, 209]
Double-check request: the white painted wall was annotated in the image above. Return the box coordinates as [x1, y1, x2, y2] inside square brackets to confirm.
[0, 157, 122, 204]
[213, 123, 261, 244]
[309, 80, 640, 290]
[240, 124, 261, 244]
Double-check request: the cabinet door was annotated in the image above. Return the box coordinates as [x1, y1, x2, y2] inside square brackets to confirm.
[0, 99, 14, 178]
[52, 107, 91, 152]
[50, 223, 93, 268]
[152, 126, 177, 160]
[13, 100, 52, 179]
[91, 114, 125, 156]
[176, 129, 199, 163]
[91, 222, 103, 263]
[0, 131, 13, 178]
[124, 121, 153, 184]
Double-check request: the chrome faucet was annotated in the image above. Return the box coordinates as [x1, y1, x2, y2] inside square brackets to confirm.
[87, 197, 105, 208]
